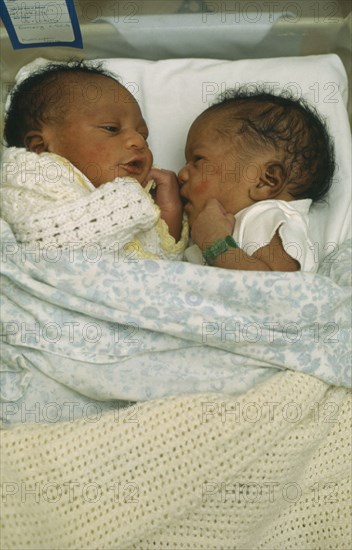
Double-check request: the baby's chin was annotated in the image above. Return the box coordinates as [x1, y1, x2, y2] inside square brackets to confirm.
[183, 203, 197, 226]
[90, 171, 150, 188]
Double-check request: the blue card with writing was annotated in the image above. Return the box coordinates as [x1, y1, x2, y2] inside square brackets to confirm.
[0, 0, 83, 49]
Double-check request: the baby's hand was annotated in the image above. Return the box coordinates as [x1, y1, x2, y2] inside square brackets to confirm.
[146, 168, 183, 241]
[191, 199, 235, 251]
[147, 168, 182, 210]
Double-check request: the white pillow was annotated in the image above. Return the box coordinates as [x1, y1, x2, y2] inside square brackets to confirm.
[12, 54, 352, 261]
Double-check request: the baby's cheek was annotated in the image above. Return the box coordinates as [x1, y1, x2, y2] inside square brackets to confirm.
[193, 180, 209, 194]
[90, 146, 116, 172]
[87, 143, 110, 161]
[190, 172, 214, 195]
[200, 161, 220, 183]
[80, 147, 111, 184]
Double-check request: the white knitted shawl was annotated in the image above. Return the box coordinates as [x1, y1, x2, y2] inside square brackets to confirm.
[0, 147, 188, 260]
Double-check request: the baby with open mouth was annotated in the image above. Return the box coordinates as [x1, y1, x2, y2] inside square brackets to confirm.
[0, 60, 188, 260]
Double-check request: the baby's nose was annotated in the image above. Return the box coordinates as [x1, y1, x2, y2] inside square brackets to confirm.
[125, 130, 147, 149]
[177, 165, 188, 185]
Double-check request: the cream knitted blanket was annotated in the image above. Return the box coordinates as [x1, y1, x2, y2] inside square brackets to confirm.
[1, 370, 351, 549]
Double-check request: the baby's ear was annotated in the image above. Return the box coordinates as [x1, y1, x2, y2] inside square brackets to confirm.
[250, 163, 286, 200]
[24, 131, 46, 154]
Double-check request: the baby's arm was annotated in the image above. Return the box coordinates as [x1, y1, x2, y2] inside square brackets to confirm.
[192, 199, 299, 272]
[146, 168, 183, 242]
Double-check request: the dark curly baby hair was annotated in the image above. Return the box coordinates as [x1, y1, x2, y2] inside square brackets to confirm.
[4, 60, 118, 148]
[205, 86, 336, 202]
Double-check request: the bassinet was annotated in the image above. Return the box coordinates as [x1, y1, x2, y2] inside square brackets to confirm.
[1, 2, 351, 548]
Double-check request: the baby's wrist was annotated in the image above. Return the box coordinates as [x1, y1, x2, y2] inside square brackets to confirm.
[202, 235, 239, 265]
[194, 230, 231, 251]
[159, 199, 183, 216]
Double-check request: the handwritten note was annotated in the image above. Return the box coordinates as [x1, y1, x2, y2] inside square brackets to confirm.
[0, 0, 82, 48]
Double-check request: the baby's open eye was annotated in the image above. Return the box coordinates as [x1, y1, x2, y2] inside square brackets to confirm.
[138, 129, 149, 142]
[102, 125, 119, 133]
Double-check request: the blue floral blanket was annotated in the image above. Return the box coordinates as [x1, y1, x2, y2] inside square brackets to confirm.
[1, 220, 351, 424]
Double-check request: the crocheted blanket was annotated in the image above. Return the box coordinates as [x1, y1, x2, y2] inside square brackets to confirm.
[0, 147, 189, 260]
[1, 219, 351, 424]
[1, 370, 351, 549]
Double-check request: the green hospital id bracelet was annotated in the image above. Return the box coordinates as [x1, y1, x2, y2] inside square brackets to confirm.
[203, 235, 239, 265]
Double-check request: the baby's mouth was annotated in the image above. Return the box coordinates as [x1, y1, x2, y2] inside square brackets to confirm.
[119, 159, 146, 176]
[180, 193, 190, 208]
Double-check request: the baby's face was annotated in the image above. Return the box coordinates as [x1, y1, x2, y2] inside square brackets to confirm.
[178, 112, 269, 225]
[39, 75, 153, 187]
